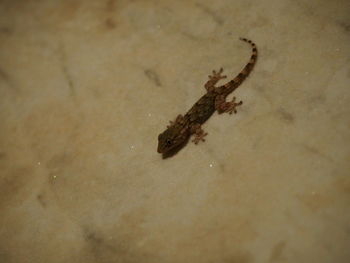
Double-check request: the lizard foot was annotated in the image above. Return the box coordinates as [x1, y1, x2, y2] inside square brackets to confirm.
[191, 124, 208, 144]
[205, 68, 227, 92]
[216, 95, 243, 114]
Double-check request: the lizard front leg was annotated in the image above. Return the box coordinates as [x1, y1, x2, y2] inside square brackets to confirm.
[167, 114, 184, 128]
[215, 95, 243, 114]
[204, 68, 227, 92]
[191, 124, 208, 144]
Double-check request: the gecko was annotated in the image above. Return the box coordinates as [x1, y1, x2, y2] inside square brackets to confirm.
[157, 38, 258, 158]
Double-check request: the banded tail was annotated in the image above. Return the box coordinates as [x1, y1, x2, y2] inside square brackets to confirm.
[221, 38, 258, 94]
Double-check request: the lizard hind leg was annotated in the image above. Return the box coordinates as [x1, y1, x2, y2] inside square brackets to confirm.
[191, 124, 208, 144]
[215, 95, 243, 114]
[204, 68, 227, 92]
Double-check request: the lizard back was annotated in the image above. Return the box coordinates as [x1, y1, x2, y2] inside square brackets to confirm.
[184, 91, 217, 125]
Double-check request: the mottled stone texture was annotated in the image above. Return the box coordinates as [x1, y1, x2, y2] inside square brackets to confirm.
[0, 0, 349, 263]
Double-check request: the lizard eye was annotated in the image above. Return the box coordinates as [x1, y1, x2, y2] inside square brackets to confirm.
[165, 138, 172, 146]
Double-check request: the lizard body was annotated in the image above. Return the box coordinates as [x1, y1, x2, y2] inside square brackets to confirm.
[157, 38, 258, 158]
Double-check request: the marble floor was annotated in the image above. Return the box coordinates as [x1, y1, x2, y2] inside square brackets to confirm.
[0, 0, 349, 262]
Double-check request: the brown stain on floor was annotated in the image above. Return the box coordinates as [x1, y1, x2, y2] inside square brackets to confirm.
[106, 0, 117, 12]
[0, 152, 6, 159]
[269, 241, 287, 262]
[55, 0, 81, 21]
[334, 175, 350, 195]
[297, 191, 334, 212]
[0, 165, 35, 209]
[276, 107, 295, 123]
[105, 17, 116, 29]
[223, 250, 253, 263]
[82, 207, 152, 263]
[297, 174, 350, 213]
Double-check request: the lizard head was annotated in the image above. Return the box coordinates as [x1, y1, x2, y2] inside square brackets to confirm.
[157, 124, 190, 155]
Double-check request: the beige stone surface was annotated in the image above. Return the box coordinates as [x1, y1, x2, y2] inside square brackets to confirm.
[0, 0, 349, 262]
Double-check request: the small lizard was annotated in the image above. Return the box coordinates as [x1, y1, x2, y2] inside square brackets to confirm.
[157, 38, 258, 158]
